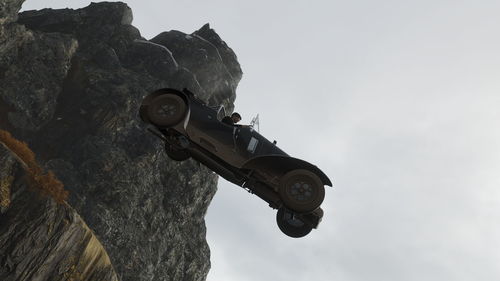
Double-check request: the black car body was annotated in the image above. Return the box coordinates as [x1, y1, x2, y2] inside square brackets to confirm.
[140, 88, 332, 237]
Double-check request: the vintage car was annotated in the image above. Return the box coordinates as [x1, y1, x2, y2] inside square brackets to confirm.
[140, 88, 332, 238]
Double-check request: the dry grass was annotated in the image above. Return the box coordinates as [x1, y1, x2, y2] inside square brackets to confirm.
[0, 176, 12, 208]
[0, 129, 68, 203]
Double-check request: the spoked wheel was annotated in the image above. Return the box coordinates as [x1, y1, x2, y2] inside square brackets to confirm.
[276, 207, 313, 238]
[146, 94, 187, 127]
[279, 169, 325, 213]
[140, 91, 166, 123]
[165, 143, 190, 161]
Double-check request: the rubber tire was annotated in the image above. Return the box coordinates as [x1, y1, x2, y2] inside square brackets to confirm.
[139, 90, 171, 124]
[146, 94, 187, 127]
[279, 169, 325, 213]
[139, 104, 150, 123]
[165, 144, 190, 161]
[276, 207, 313, 238]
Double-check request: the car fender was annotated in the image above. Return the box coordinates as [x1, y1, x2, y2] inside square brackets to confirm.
[241, 155, 332, 187]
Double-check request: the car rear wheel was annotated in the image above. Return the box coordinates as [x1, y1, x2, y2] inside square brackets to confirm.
[279, 169, 325, 213]
[146, 94, 187, 127]
[140, 91, 166, 123]
[139, 105, 150, 123]
[276, 207, 313, 238]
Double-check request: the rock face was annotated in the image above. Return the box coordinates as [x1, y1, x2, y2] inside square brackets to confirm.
[0, 143, 119, 281]
[0, 1, 242, 281]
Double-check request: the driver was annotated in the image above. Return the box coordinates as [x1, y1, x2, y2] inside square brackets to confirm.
[222, 112, 242, 126]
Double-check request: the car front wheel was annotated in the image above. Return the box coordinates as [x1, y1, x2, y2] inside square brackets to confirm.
[279, 169, 325, 213]
[276, 207, 313, 238]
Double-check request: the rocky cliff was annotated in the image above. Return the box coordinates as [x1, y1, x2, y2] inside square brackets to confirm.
[0, 1, 242, 280]
[0, 134, 118, 281]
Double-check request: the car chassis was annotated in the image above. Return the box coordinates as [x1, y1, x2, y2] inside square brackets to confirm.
[140, 88, 332, 238]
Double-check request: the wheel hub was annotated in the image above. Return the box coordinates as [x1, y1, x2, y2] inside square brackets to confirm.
[157, 104, 177, 116]
[283, 212, 305, 227]
[289, 181, 314, 202]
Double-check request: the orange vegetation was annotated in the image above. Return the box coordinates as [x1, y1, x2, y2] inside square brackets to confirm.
[0, 129, 69, 203]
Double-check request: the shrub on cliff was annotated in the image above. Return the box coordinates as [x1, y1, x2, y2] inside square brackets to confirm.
[0, 129, 68, 203]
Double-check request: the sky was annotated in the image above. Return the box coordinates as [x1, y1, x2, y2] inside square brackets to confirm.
[21, 1, 500, 281]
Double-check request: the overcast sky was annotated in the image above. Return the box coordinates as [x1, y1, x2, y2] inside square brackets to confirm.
[22, 1, 500, 281]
